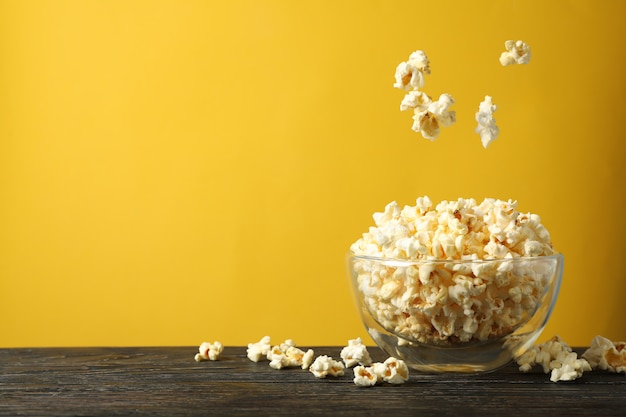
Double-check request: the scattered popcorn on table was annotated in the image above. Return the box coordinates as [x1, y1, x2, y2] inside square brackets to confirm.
[255, 336, 313, 369]
[309, 355, 345, 378]
[194, 341, 224, 362]
[340, 337, 372, 367]
[278, 339, 296, 352]
[516, 336, 591, 382]
[353, 357, 409, 387]
[267, 345, 289, 370]
[499, 40, 531, 66]
[353, 365, 378, 387]
[299, 348, 316, 370]
[247, 336, 272, 362]
[370, 362, 388, 382]
[350, 196, 556, 345]
[378, 357, 410, 384]
[475, 95, 499, 148]
[269, 346, 315, 370]
[582, 335, 626, 374]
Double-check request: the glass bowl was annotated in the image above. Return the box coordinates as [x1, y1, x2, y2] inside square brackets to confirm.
[346, 252, 564, 373]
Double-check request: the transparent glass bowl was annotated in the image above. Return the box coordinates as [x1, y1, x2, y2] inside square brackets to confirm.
[347, 252, 564, 373]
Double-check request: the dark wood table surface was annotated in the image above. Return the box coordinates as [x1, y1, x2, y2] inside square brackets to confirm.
[1, 346, 625, 416]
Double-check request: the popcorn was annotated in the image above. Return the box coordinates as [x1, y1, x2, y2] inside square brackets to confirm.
[499, 40, 531, 66]
[340, 337, 372, 367]
[299, 348, 316, 370]
[394, 50, 456, 140]
[352, 197, 555, 261]
[393, 50, 431, 91]
[309, 355, 345, 378]
[278, 339, 296, 352]
[582, 335, 626, 374]
[377, 357, 410, 384]
[400, 90, 431, 112]
[550, 352, 591, 382]
[353, 357, 409, 387]
[475, 96, 499, 148]
[350, 197, 557, 345]
[353, 365, 378, 387]
[194, 341, 223, 361]
[412, 93, 457, 140]
[246, 336, 272, 362]
[272, 346, 315, 370]
[264, 340, 314, 370]
[267, 345, 290, 370]
[394, 40, 533, 147]
[516, 336, 591, 382]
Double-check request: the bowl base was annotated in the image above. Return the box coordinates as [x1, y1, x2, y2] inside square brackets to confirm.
[368, 328, 526, 373]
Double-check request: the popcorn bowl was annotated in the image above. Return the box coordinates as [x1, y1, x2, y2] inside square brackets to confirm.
[347, 253, 563, 373]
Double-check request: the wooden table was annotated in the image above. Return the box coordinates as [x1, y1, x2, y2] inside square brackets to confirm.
[1, 346, 624, 416]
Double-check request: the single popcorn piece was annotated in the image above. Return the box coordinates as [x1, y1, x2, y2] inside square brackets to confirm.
[582, 335, 626, 374]
[246, 336, 272, 362]
[516, 336, 591, 382]
[393, 50, 431, 91]
[353, 365, 378, 387]
[350, 196, 557, 346]
[375, 357, 410, 384]
[499, 40, 531, 66]
[412, 93, 456, 140]
[384, 357, 409, 384]
[194, 341, 224, 362]
[340, 337, 372, 367]
[475, 95, 499, 148]
[309, 355, 345, 378]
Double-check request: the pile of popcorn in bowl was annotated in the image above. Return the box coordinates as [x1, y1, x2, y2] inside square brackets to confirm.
[347, 196, 564, 372]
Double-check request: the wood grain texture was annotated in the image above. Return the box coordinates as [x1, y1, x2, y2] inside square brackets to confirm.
[1, 346, 624, 416]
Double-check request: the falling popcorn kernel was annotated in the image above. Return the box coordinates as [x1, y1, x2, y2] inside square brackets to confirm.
[499, 40, 531, 66]
[475, 95, 500, 148]
[395, 41, 531, 147]
[393, 50, 431, 91]
[411, 93, 456, 140]
[393, 50, 456, 141]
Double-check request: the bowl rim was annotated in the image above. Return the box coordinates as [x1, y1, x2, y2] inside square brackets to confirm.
[347, 251, 563, 266]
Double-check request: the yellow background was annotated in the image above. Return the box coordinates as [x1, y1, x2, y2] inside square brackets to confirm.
[1, 0, 625, 347]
